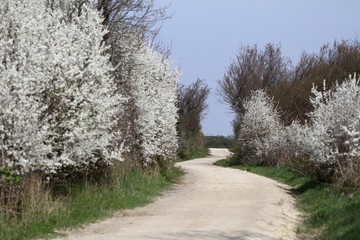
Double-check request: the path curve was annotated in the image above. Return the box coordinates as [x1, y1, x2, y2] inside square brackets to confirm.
[55, 148, 299, 240]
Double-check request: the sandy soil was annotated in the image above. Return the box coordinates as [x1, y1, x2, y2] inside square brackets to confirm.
[54, 148, 299, 240]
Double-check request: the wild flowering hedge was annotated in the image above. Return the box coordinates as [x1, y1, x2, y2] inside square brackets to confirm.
[0, 0, 179, 175]
[0, 0, 122, 173]
[240, 89, 286, 164]
[298, 75, 360, 164]
[131, 46, 179, 165]
[239, 75, 360, 181]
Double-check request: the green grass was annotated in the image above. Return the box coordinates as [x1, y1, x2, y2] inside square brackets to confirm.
[215, 159, 360, 240]
[177, 148, 209, 161]
[186, 148, 209, 160]
[0, 167, 184, 240]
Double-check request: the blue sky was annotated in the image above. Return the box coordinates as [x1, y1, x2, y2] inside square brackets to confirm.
[156, 0, 360, 136]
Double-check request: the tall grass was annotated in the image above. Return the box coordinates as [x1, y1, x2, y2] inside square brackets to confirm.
[177, 137, 209, 161]
[0, 163, 184, 240]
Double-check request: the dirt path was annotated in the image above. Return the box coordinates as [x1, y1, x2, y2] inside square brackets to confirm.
[55, 148, 299, 240]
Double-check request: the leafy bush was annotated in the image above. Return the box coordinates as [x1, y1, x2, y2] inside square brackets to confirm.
[177, 79, 210, 161]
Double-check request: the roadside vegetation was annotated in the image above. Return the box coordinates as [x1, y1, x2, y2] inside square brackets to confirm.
[0, 1, 188, 239]
[177, 147, 209, 161]
[0, 164, 184, 240]
[215, 158, 360, 239]
[177, 79, 210, 160]
[205, 135, 235, 149]
[218, 39, 360, 239]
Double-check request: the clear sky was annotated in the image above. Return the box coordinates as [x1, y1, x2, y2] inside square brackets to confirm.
[156, 0, 360, 136]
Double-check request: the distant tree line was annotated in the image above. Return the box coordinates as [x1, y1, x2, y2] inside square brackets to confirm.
[205, 136, 234, 149]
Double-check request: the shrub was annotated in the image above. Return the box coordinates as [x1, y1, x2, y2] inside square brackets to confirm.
[131, 45, 179, 165]
[0, 0, 124, 174]
[240, 89, 286, 166]
[291, 75, 360, 183]
[308, 76, 360, 162]
[177, 79, 210, 160]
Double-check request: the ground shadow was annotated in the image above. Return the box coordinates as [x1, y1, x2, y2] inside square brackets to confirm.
[275, 180, 320, 196]
[141, 229, 280, 240]
[291, 180, 320, 195]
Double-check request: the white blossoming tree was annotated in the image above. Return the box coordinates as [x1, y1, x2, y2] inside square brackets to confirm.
[0, 0, 124, 173]
[303, 76, 360, 165]
[131, 45, 179, 165]
[0, 0, 51, 171]
[240, 89, 286, 165]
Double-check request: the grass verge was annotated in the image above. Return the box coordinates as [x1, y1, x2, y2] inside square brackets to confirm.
[177, 148, 209, 161]
[0, 166, 184, 240]
[186, 148, 209, 160]
[214, 159, 360, 240]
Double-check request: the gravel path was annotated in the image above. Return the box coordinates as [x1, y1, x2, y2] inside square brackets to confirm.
[55, 148, 299, 240]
